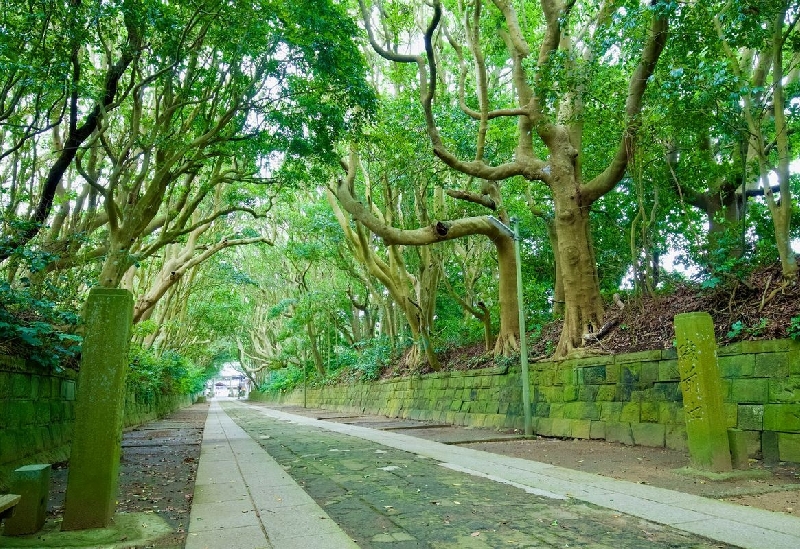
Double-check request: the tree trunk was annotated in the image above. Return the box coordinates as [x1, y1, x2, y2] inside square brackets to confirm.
[551, 166, 604, 358]
[493, 234, 520, 356]
[306, 322, 325, 376]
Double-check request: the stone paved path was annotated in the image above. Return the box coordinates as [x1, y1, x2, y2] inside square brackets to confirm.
[217, 401, 751, 548]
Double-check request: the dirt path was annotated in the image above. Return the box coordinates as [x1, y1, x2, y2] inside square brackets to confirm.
[47, 403, 208, 549]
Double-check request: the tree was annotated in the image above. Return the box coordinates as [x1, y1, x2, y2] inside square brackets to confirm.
[1, 0, 376, 299]
[358, 0, 669, 357]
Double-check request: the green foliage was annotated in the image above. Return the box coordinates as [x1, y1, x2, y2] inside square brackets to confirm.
[258, 365, 308, 393]
[726, 318, 769, 341]
[128, 344, 211, 397]
[789, 317, 800, 341]
[0, 282, 82, 369]
[329, 336, 395, 383]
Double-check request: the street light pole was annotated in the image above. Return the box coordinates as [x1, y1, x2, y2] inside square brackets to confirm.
[512, 218, 533, 436]
[487, 216, 533, 437]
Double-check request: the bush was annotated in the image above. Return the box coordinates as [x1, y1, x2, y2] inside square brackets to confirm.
[0, 282, 81, 370]
[128, 344, 208, 397]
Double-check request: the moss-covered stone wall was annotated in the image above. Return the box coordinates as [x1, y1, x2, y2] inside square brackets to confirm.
[251, 339, 800, 463]
[0, 356, 77, 467]
[0, 355, 193, 479]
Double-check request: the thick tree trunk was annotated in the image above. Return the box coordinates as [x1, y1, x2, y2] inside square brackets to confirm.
[550, 165, 604, 358]
[493, 235, 520, 356]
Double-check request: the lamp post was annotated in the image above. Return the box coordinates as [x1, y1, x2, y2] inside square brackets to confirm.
[487, 216, 533, 436]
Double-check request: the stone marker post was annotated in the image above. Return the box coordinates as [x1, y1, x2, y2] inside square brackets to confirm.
[4, 464, 51, 535]
[62, 288, 133, 530]
[674, 312, 732, 472]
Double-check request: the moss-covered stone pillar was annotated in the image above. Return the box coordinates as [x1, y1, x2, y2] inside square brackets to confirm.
[674, 312, 732, 472]
[62, 288, 133, 530]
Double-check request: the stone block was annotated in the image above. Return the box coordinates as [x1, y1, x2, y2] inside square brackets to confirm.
[728, 429, 749, 469]
[595, 385, 615, 401]
[560, 366, 577, 386]
[725, 403, 738, 428]
[744, 430, 761, 458]
[619, 402, 641, 423]
[605, 422, 633, 445]
[563, 384, 579, 402]
[769, 376, 800, 402]
[719, 354, 755, 378]
[617, 350, 662, 363]
[0, 429, 19, 463]
[777, 433, 800, 463]
[755, 352, 789, 378]
[11, 373, 31, 398]
[790, 348, 800, 375]
[571, 419, 591, 439]
[578, 384, 599, 402]
[589, 421, 606, 439]
[639, 401, 658, 423]
[730, 378, 768, 403]
[640, 362, 658, 385]
[534, 402, 550, 417]
[30, 376, 41, 399]
[762, 431, 780, 465]
[0, 372, 9, 398]
[662, 348, 678, 360]
[659, 402, 683, 425]
[737, 405, 764, 431]
[632, 422, 666, 447]
[764, 404, 800, 431]
[743, 340, 793, 354]
[658, 360, 680, 381]
[35, 401, 51, 425]
[61, 380, 76, 401]
[604, 364, 621, 384]
[600, 402, 622, 422]
[537, 417, 554, 437]
[4, 464, 51, 535]
[653, 381, 682, 402]
[579, 366, 607, 385]
[552, 418, 572, 438]
[666, 425, 688, 451]
[564, 402, 600, 420]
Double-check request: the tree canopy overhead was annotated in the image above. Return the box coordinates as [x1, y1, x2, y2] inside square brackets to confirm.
[0, 0, 798, 389]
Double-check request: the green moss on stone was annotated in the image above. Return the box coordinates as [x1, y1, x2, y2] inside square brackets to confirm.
[632, 422, 666, 447]
[605, 422, 633, 445]
[777, 433, 800, 463]
[589, 421, 606, 439]
[764, 404, 800, 431]
[754, 353, 789, 378]
[620, 402, 641, 423]
[658, 360, 680, 381]
[719, 354, 755, 378]
[730, 378, 768, 403]
[737, 404, 764, 430]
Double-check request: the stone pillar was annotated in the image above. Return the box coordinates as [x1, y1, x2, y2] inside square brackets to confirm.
[62, 288, 133, 530]
[674, 312, 732, 472]
[3, 464, 51, 535]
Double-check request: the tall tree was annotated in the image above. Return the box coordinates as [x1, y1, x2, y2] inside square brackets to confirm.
[358, 0, 669, 357]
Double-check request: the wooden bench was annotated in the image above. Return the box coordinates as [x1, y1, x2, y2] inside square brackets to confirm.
[0, 494, 21, 521]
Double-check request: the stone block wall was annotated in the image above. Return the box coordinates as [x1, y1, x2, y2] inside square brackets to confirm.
[0, 356, 76, 467]
[251, 339, 800, 462]
[0, 355, 194, 476]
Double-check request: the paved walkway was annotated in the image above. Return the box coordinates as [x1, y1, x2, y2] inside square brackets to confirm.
[185, 401, 357, 549]
[187, 400, 800, 549]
